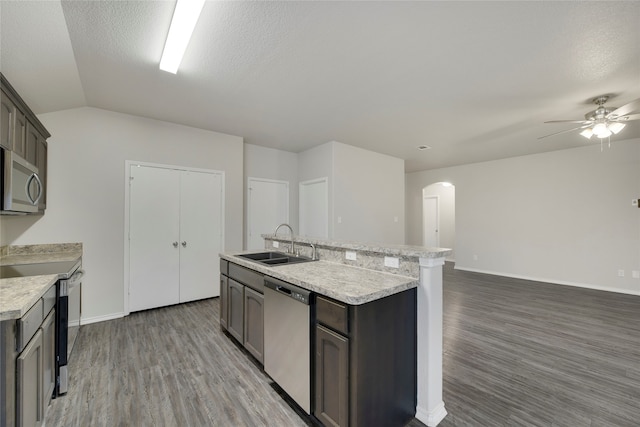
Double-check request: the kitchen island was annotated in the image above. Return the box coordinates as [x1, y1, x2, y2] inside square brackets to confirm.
[220, 236, 451, 427]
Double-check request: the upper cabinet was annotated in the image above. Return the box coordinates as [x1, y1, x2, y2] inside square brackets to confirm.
[1, 73, 51, 213]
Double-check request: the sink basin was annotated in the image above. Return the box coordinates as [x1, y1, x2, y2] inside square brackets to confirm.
[237, 251, 315, 266]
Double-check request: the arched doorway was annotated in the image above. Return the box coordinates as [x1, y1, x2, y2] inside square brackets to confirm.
[423, 182, 455, 260]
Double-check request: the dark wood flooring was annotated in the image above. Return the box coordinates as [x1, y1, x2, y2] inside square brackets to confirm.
[46, 263, 640, 426]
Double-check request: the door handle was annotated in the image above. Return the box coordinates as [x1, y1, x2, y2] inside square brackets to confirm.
[181, 241, 187, 248]
[173, 242, 178, 248]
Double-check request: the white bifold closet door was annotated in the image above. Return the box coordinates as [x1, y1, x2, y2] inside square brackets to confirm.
[129, 164, 223, 313]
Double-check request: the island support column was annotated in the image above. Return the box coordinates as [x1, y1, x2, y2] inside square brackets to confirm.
[416, 256, 447, 426]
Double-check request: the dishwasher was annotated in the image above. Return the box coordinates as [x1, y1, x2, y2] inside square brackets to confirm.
[264, 276, 312, 414]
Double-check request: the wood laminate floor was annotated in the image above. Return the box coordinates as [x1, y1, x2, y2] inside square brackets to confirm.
[46, 263, 640, 427]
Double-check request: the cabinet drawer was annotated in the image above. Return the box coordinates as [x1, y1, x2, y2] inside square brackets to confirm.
[220, 259, 229, 276]
[317, 295, 348, 335]
[228, 263, 264, 293]
[18, 299, 43, 352]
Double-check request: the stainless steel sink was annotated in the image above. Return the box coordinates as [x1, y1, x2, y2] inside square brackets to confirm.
[237, 251, 315, 266]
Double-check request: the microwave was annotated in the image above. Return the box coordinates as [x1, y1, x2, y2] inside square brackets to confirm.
[1, 148, 42, 214]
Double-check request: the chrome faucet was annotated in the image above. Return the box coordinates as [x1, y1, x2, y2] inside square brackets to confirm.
[274, 223, 295, 254]
[309, 243, 317, 260]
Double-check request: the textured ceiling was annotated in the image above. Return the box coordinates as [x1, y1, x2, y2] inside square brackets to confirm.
[1, 1, 639, 172]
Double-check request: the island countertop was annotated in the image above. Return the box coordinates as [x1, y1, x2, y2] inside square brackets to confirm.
[220, 251, 418, 305]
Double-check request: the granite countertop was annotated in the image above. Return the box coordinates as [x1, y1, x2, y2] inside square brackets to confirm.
[0, 244, 83, 321]
[0, 275, 59, 321]
[221, 251, 418, 305]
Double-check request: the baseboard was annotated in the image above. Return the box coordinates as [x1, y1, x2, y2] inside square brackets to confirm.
[81, 312, 125, 325]
[416, 401, 447, 426]
[453, 266, 640, 296]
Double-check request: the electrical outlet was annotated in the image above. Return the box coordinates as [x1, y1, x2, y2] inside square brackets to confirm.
[273, 241, 279, 248]
[473, 254, 478, 261]
[345, 251, 357, 261]
[617, 269, 625, 278]
[384, 256, 399, 268]
[632, 271, 640, 279]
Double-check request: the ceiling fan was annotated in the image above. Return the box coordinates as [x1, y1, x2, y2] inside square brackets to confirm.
[539, 95, 640, 141]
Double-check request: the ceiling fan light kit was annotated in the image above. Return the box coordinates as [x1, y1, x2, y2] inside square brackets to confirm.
[539, 95, 639, 146]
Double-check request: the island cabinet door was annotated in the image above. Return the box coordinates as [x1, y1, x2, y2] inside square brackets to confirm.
[227, 279, 244, 343]
[220, 275, 228, 330]
[243, 287, 264, 364]
[315, 325, 349, 427]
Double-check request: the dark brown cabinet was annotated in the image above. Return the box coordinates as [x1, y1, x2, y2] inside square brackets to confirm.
[1, 73, 50, 214]
[220, 261, 265, 364]
[243, 287, 264, 363]
[0, 89, 13, 150]
[315, 324, 349, 427]
[314, 290, 417, 427]
[227, 279, 244, 343]
[219, 275, 228, 330]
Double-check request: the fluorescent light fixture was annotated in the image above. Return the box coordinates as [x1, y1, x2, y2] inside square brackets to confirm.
[159, 0, 206, 74]
[608, 122, 626, 134]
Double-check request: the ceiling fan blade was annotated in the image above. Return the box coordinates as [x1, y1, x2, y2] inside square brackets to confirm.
[538, 124, 591, 140]
[613, 113, 640, 121]
[544, 120, 591, 124]
[608, 98, 640, 118]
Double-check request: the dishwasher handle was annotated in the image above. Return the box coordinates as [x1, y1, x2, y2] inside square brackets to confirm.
[265, 277, 311, 305]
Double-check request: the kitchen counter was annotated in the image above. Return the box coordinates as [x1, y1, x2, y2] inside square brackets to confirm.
[0, 243, 83, 321]
[221, 251, 418, 305]
[0, 275, 59, 321]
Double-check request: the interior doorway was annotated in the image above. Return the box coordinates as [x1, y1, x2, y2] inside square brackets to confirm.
[423, 182, 455, 259]
[423, 195, 439, 247]
[299, 177, 329, 238]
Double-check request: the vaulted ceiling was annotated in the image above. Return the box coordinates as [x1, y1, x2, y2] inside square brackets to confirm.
[1, 1, 639, 172]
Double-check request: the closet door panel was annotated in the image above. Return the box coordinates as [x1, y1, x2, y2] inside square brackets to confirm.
[129, 165, 181, 311]
[179, 170, 223, 302]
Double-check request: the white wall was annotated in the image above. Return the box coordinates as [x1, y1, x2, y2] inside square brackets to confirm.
[1, 107, 244, 322]
[332, 142, 404, 244]
[406, 139, 640, 295]
[297, 141, 405, 244]
[244, 143, 299, 247]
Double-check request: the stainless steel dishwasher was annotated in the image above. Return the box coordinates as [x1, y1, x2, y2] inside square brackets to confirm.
[264, 276, 312, 414]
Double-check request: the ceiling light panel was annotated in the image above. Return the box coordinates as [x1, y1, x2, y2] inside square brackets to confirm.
[159, 0, 205, 74]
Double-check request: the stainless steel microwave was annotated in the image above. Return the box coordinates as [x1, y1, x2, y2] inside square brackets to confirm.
[1, 149, 42, 214]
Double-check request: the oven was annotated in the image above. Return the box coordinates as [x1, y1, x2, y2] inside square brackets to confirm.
[56, 263, 83, 396]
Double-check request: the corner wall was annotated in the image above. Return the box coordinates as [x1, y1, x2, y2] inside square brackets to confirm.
[406, 139, 640, 295]
[1, 107, 244, 322]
